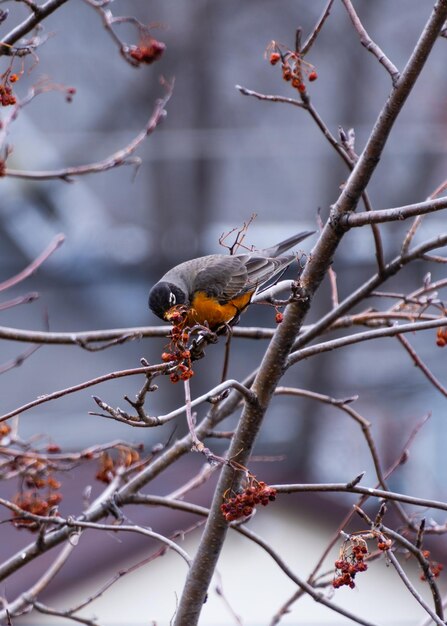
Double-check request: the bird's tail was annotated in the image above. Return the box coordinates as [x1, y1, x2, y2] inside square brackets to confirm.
[261, 230, 314, 258]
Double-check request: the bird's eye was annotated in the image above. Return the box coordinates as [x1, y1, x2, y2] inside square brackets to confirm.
[169, 292, 176, 306]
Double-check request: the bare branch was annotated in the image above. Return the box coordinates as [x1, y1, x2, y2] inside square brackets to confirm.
[302, 0, 335, 55]
[341, 0, 400, 83]
[32, 602, 100, 626]
[4, 84, 173, 181]
[175, 2, 447, 618]
[2, 541, 76, 619]
[273, 483, 447, 513]
[0, 324, 278, 345]
[0, 0, 69, 50]
[385, 551, 444, 625]
[237, 526, 378, 626]
[288, 317, 447, 366]
[91, 378, 253, 428]
[396, 334, 447, 397]
[0, 234, 65, 292]
[61, 519, 192, 567]
[0, 363, 168, 423]
[236, 85, 304, 108]
[342, 196, 447, 227]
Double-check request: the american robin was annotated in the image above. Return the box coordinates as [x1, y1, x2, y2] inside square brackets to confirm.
[148, 230, 314, 330]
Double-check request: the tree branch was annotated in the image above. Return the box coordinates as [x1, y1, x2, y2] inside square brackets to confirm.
[174, 4, 447, 621]
[341, 0, 400, 83]
[343, 196, 447, 227]
[4, 85, 173, 181]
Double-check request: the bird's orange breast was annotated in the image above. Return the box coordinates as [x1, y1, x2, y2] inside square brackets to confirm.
[188, 291, 253, 328]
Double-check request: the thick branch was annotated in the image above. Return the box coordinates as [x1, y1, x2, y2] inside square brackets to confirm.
[0, 0, 69, 49]
[174, 3, 447, 622]
[343, 196, 447, 227]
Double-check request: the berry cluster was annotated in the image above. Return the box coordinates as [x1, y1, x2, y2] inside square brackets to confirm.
[221, 478, 277, 522]
[13, 491, 62, 529]
[0, 82, 16, 107]
[161, 305, 194, 383]
[267, 41, 317, 94]
[95, 446, 141, 484]
[0, 67, 21, 106]
[333, 539, 369, 589]
[420, 550, 444, 581]
[13, 475, 62, 531]
[129, 36, 165, 65]
[436, 326, 447, 347]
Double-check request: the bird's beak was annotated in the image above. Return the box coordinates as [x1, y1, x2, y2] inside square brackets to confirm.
[165, 304, 189, 325]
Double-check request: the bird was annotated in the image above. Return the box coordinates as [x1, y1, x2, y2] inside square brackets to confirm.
[148, 230, 314, 330]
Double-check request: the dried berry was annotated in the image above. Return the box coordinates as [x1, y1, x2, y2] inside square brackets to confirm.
[221, 477, 277, 522]
[129, 38, 165, 65]
[436, 327, 447, 347]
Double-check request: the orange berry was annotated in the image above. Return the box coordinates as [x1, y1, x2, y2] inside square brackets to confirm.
[270, 52, 281, 65]
[308, 71, 318, 82]
[47, 493, 62, 506]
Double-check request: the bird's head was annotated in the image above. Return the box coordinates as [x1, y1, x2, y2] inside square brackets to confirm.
[148, 282, 187, 321]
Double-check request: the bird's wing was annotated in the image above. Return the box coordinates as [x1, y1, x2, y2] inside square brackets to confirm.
[193, 254, 294, 302]
[193, 255, 248, 301]
[242, 254, 294, 292]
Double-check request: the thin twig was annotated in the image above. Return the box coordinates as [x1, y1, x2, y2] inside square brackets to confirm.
[5, 85, 173, 181]
[273, 482, 447, 512]
[341, 0, 400, 84]
[237, 526, 378, 626]
[0, 363, 168, 423]
[32, 602, 99, 626]
[0, 234, 65, 292]
[302, 0, 335, 55]
[387, 550, 444, 625]
[235, 85, 304, 108]
[288, 317, 447, 366]
[396, 334, 447, 397]
[2, 541, 76, 619]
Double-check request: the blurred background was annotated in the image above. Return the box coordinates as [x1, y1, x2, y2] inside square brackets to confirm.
[1, 1, 447, 623]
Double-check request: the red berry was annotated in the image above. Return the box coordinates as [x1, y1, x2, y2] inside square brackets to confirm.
[275, 312, 284, 324]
